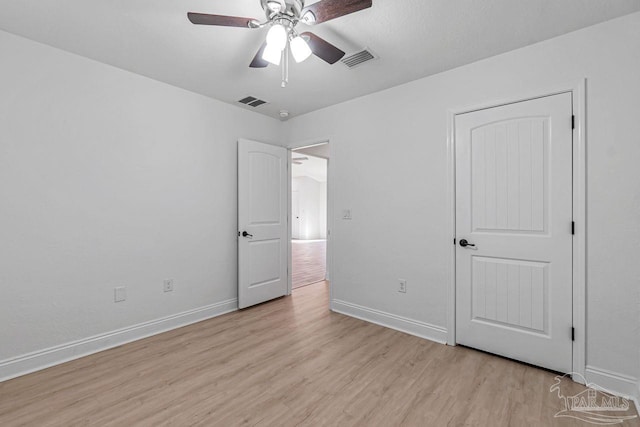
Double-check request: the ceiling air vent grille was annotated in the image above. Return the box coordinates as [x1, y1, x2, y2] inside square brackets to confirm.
[341, 49, 376, 69]
[238, 96, 268, 107]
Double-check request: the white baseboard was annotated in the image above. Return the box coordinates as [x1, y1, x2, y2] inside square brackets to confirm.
[331, 299, 447, 344]
[0, 299, 238, 383]
[585, 365, 639, 407]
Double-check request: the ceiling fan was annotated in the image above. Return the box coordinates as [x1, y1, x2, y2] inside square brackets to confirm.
[188, 0, 372, 86]
[292, 156, 309, 164]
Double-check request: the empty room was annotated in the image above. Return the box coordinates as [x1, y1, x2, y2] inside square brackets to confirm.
[1, 0, 640, 425]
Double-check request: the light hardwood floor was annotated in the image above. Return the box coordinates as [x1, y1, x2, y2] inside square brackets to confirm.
[292, 240, 326, 289]
[0, 282, 637, 426]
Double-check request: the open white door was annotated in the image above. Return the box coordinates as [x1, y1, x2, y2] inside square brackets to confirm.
[455, 93, 573, 373]
[238, 139, 288, 309]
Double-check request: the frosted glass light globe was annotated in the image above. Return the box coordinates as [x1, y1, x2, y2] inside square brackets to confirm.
[266, 24, 287, 51]
[290, 36, 312, 63]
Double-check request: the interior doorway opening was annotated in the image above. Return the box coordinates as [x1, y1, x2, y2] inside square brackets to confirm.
[291, 143, 329, 289]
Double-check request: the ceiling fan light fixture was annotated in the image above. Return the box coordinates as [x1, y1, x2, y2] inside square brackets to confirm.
[290, 35, 312, 63]
[265, 24, 288, 51]
[188, 0, 373, 85]
[262, 43, 283, 65]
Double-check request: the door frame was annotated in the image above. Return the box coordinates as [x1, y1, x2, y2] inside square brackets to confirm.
[446, 79, 587, 380]
[286, 138, 334, 303]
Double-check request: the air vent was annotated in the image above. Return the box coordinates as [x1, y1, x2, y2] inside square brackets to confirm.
[341, 49, 377, 69]
[238, 96, 269, 107]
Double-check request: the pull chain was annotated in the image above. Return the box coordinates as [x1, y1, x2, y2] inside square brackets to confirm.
[281, 40, 289, 88]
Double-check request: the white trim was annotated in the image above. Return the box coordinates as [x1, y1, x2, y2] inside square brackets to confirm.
[448, 80, 586, 116]
[325, 151, 332, 284]
[585, 366, 639, 403]
[0, 299, 237, 383]
[446, 110, 457, 346]
[332, 299, 448, 344]
[446, 80, 587, 378]
[571, 79, 587, 380]
[287, 149, 293, 295]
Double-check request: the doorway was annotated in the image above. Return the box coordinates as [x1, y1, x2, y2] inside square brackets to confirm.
[291, 143, 329, 289]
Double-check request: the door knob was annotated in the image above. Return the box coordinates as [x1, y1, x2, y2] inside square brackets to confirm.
[242, 231, 253, 238]
[459, 239, 475, 248]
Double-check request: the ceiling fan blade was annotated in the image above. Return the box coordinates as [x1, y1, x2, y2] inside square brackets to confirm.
[249, 42, 269, 68]
[301, 0, 372, 25]
[301, 32, 345, 64]
[187, 12, 256, 28]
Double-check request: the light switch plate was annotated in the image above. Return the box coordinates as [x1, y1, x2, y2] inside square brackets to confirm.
[398, 279, 407, 293]
[114, 286, 127, 302]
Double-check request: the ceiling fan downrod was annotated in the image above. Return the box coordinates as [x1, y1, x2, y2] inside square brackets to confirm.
[282, 42, 289, 88]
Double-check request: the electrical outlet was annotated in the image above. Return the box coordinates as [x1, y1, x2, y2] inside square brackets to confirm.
[114, 286, 127, 302]
[398, 279, 407, 293]
[163, 279, 174, 293]
[342, 209, 352, 220]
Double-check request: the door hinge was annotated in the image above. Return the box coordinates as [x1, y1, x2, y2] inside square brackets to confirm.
[572, 115, 575, 130]
[571, 221, 575, 235]
[572, 327, 575, 341]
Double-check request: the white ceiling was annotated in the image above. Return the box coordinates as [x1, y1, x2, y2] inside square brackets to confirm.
[294, 143, 329, 159]
[292, 154, 327, 182]
[1, 0, 639, 120]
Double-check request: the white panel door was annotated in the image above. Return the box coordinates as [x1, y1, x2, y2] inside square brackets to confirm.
[455, 93, 573, 373]
[238, 139, 288, 309]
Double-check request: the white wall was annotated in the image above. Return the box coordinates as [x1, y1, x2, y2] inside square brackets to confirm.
[0, 30, 282, 374]
[292, 176, 327, 240]
[284, 12, 640, 396]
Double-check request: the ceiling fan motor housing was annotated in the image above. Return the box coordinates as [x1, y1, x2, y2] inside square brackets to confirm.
[261, 0, 304, 19]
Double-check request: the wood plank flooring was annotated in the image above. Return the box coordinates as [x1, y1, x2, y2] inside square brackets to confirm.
[0, 282, 637, 426]
[292, 240, 326, 289]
